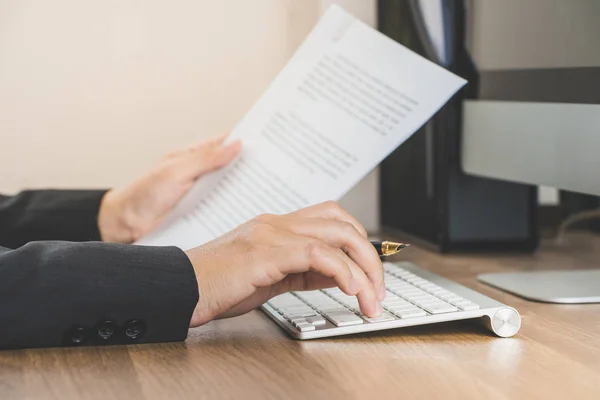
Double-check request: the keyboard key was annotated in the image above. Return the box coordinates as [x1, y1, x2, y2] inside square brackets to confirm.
[333, 295, 360, 306]
[382, 300, 407, 307]
[453, 301, 480, 311]
[295, 322, 315, 332]
[394, 290, 421, 297]
[342, 305, 360, 313]
[385, 300, 416, 308]
[421, 303, 458, 314]
[302, 297, 339, 309]
[393, 309, 427, 319]
[440, 294, 463, 301]
[386, 281, 413, 288]
[306, 316, 327, 326]
[285, 310, 318, 319]
[278, 303, 313, 311]
[405, 294, 438, 302]
[385, 308, 417, 317]
[429, 289, 451, 296]
[362, 312, 395, 323]
[322, 310, 364, 326]
[383, 300, 412, 309]
[295, 291, 331, 301]
[343, 303, 360, 309]
[412, 301, 442, 309]
[382, 300, 404, 306]
[418, 283, 438, 289]
[392, 270, 409, 276]
[384, 278, 403, 284]
[268, 294, 304, 309]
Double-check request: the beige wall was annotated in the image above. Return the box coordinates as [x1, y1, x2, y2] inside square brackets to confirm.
[0, 0, 380, 230]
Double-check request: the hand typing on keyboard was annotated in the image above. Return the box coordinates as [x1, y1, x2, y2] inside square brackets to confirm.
[185, 201, 385, 327]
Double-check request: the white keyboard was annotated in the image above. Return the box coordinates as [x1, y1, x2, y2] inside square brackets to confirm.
[261, 262, 521, 339]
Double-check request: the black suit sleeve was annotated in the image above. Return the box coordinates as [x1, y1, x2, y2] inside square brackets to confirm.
[0, 241, 199, 350]
[0, 191, 199, 350]
[0, 190, 107, 249]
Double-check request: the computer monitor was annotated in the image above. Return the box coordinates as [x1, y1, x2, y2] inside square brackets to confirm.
[459, 0, 600, 303]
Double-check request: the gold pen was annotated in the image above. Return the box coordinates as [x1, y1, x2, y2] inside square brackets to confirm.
[371, 241, 410, 256]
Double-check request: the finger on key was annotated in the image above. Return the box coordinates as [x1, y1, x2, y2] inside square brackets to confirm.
[270, 217, 386, 301]
[275, 236, 358, 297]
[334, 248, 381, 318]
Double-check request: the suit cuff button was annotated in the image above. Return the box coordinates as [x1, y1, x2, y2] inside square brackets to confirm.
[96, 320, 119, 341]
[124, 320, 146, 341]
[65, 325, 89, 346]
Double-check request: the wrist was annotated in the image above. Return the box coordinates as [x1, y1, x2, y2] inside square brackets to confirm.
[185, 249, 218, 327]
[98, 190, 136, 243]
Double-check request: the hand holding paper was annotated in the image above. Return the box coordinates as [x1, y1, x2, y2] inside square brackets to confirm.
[98, 136, 242, 244]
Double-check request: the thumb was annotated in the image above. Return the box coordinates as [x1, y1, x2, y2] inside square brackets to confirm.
[211, 139, 243, 169]
[187, 139, 242, 180]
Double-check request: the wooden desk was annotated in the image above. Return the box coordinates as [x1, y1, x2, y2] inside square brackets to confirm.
[2, 233, 600, 400]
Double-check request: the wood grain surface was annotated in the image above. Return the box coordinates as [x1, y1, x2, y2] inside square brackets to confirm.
[1, 232, 599, 400]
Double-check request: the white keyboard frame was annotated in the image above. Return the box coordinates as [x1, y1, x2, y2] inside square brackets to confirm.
[261, 262, 521, 339]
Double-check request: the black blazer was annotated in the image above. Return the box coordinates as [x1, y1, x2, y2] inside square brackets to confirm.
[0, 190, 198, 350]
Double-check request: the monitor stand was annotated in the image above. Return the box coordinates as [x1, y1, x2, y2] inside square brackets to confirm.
[478, 270, 600, 303]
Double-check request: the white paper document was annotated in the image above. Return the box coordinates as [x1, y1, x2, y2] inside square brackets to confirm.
[136, 5, 466, 250]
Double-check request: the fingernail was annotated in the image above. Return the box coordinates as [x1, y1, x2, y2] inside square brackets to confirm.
[351, 278, 359, 295]
[376, 303, 383, 316]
